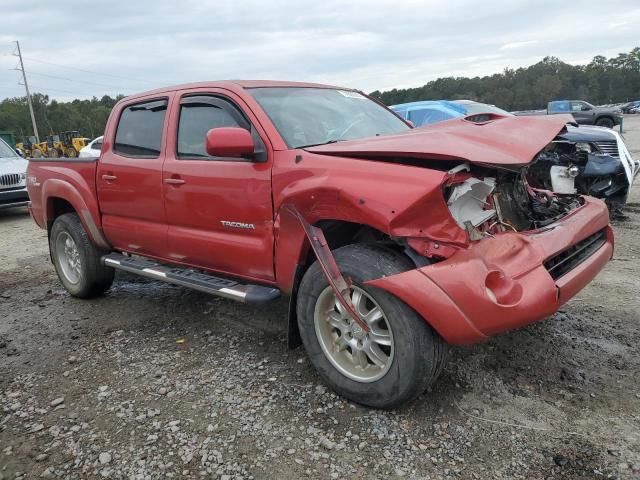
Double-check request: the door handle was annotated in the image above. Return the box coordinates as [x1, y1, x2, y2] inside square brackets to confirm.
[102, 174, 117, 181]
[164, 178, 185, 185]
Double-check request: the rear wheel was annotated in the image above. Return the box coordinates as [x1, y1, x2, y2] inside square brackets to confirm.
[296, 244, 447, 408]
[48, 148, 59, 158]
[66, 147, 78, 158]
[596, 117, 614, 128]
[50, 213, 114, 298]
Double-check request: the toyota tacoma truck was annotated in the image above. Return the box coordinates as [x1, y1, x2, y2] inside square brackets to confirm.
[26, 81, 614, 408]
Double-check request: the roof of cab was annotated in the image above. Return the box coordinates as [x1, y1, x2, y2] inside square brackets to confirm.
[122, 80, 352, 101]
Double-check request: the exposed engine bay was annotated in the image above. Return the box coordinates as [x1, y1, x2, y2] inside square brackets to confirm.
[446, 167, 581, 238]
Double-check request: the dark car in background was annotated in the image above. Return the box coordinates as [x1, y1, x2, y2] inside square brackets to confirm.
[513, 100, 622, 128]
[391, 100, 638, 212]
[622, 100, 640, 113]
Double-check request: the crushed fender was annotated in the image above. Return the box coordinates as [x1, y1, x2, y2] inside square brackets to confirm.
[282, 205, 369, 333]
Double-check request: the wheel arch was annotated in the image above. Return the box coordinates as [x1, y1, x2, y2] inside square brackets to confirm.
[281, 214, 419, 349]
[41, 178, 110, 250]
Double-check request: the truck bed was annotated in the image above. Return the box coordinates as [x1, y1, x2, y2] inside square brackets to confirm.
[27, 157, 100, 231]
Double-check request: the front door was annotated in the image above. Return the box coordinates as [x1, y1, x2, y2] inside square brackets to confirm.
[570, 101, 596, 125]
[97, 97, 170, 257]
[162, 91, 275, 282]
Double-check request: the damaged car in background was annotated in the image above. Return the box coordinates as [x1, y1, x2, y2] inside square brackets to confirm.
[27, 82, 613, 408]
[391, 100, 639, 214]
[528, 125, 637, 214]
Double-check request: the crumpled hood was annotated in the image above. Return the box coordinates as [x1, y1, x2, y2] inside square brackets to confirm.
[307, 114, 575, 166]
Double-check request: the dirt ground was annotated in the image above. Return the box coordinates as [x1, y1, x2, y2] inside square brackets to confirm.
[1, 118, 639, 480]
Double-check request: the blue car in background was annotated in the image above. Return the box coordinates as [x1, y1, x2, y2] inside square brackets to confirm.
[390, 100, 467, 126]
[391, 99, 510, 126]
[390, 100, 637, 213]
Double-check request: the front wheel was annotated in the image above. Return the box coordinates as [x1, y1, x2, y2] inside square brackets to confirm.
[596, 117, 615, 128]
[296, 244, 447, 408]
[50, 213, 114, 298]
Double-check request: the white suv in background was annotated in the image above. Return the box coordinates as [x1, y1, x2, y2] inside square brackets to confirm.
[0, 137, 29, 210]
[79, 136, 103, 158]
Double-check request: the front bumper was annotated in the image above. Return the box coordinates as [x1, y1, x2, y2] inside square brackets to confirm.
[367, 197, 613, 345]
[0, 187, 29, 210]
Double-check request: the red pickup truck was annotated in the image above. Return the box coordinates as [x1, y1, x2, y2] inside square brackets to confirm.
[27, 81, 613, 408]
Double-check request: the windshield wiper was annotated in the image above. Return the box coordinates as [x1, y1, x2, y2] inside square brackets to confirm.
[298, 139, 341, 149]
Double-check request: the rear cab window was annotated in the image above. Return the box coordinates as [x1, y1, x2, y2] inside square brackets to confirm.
[114, 99, 168, 158]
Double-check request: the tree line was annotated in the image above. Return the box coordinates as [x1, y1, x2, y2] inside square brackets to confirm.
[1, 48, 639, 142]
[371, 47, 640, 109]
[0, 94, 124, 143]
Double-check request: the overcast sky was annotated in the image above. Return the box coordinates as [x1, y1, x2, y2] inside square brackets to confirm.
[0, 0, 638, 101]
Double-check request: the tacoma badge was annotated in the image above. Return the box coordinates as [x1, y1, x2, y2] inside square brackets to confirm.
[220, 220, 255, 230]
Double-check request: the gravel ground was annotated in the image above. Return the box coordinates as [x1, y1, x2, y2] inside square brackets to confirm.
[1, 117, 640, 480]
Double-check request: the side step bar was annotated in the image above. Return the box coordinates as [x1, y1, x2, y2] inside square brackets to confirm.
[101, 253, 280, 304]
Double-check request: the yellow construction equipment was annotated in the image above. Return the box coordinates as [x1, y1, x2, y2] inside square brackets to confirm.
[46, 134, 63, 158]
[16, 136, 47, 158]
[59, 131, 90, 157]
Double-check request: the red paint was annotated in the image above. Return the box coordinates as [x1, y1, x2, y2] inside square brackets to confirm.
[308, 114, 575, 166]
[26, 80, 613, 345]
[205, 127, 255, 158]
[367, 197, 612, 344]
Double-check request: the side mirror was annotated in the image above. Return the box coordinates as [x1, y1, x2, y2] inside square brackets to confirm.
[205, 127, 255, 158]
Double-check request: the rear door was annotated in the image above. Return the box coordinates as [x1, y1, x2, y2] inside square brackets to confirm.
[162, 90, 275, 282]
[97, 97, 170, 257]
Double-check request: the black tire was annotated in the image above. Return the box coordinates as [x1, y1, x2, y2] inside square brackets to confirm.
[595, 117, 614, 128]
[296, 244, 447, 409]
[49, 213, 114, 298]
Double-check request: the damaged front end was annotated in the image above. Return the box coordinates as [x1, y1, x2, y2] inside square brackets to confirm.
[527, 127, 637, 209]
[369, 165, 613, 345]
[445, 164, 581, 242]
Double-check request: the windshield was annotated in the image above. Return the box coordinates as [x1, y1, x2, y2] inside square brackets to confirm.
[249, 87, 410, 148]
[0, 138, 18, 159]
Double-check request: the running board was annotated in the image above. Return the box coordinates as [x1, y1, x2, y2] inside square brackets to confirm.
[101, 253, 280, 304]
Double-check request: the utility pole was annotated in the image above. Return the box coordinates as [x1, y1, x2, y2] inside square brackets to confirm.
[14, 41, 39, 142]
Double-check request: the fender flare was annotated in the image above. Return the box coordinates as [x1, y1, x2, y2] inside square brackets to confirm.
[41, 178, 110, 250]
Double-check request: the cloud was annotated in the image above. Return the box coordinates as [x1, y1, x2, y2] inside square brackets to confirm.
[500, 40, 539, 50]
[0, 0, 638, 101]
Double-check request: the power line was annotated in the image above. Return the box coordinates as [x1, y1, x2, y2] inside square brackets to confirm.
[19, 82, 93, 95]
[19, 56, 154, 84]
[14, 70, 130, 91]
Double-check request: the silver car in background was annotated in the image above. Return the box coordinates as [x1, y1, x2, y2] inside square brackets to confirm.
[0, 138, 29, 210]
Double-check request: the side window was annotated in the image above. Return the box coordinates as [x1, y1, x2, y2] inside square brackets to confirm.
[549, 101, 569, 113]
[571, 102, 582, 112]
[93, 140, 103, 150]
[177, 95, 266, 160]
[114, 99, 167, 158]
